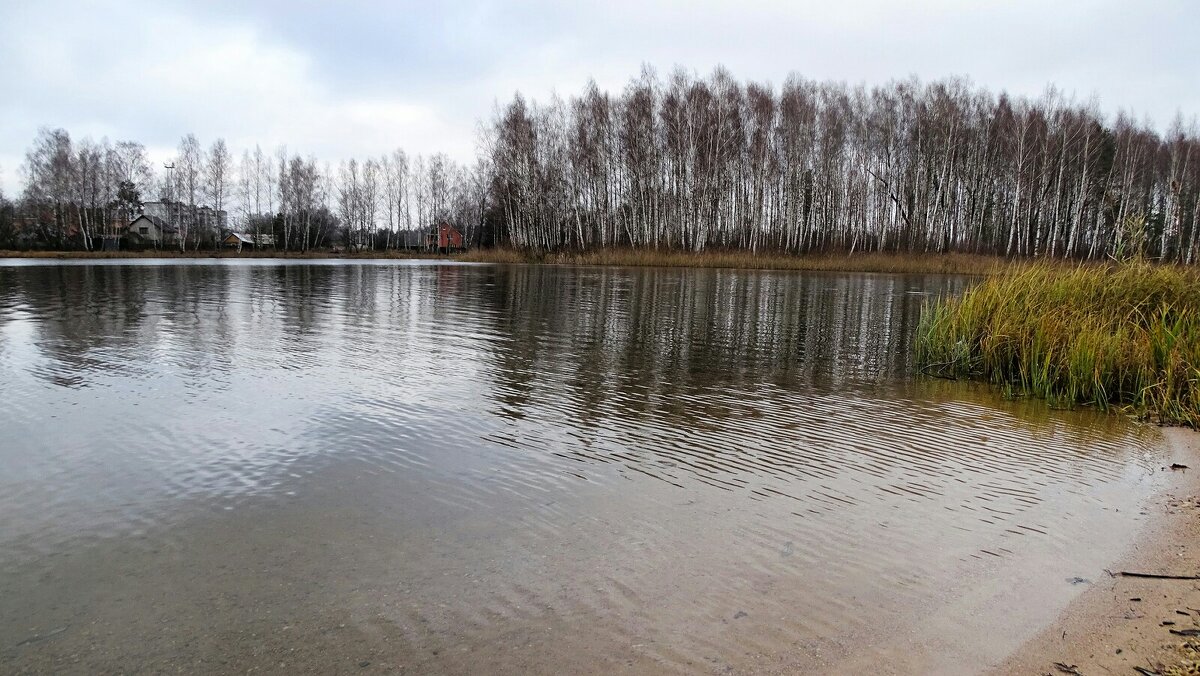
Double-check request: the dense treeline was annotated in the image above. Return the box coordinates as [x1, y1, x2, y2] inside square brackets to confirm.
[486, 68, 1200, 262]
[5, 67, 1199, 261]
[5, 130, 489, 251]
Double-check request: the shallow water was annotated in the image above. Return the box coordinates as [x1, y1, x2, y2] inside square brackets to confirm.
[0, 260, 1167, 674]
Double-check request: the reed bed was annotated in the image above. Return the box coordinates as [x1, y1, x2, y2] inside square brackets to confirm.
[460, 247, 1010, 275]
[917, 262, 1200, 427]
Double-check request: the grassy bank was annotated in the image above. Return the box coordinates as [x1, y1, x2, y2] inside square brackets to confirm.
[917, 262, 1200, 427]
[459, 247, 1012, 275]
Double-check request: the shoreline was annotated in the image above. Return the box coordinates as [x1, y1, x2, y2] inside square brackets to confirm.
[997, 427, 1200, 675]
[0, 248, 1037, 275]
[459, 247, 1013, 275]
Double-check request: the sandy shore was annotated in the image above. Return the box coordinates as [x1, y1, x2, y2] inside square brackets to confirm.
[998, 427, 1200, 675]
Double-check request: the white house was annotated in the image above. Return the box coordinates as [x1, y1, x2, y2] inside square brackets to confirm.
[142, 201, 228, 241]
[127, 215, 179, 246]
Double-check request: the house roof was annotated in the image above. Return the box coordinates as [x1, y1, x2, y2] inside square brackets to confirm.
[225, 232, 255, 244]
[130, 214, 178, 233]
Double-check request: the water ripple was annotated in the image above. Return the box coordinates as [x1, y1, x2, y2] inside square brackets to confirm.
[0, 260, 1169, 673]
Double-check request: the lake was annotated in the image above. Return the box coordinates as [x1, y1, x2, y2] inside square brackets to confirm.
[0, 260, 1167, 674]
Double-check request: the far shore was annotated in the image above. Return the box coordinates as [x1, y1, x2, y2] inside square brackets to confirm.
[0, 248, 452, 261]
[0, 247, 1050, 276]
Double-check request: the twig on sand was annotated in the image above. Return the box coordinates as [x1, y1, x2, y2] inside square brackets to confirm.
[1117, 571, 1200, 580]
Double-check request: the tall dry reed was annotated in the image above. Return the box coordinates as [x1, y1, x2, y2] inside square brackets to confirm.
[917, 262, 1200, 427]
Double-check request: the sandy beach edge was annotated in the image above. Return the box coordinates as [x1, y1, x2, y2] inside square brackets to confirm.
[996, 427, 1200, 675]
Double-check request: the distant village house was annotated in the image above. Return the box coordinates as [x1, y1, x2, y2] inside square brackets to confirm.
[127, 215, 179, 247]
[122, 200, 229, 249]
[427, 222, 464, 252]
[222, 232, 276, 251]
[142, 200, 228, 234]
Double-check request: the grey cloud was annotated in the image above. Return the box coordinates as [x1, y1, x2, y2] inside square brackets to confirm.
[1, 0, 1197, 195]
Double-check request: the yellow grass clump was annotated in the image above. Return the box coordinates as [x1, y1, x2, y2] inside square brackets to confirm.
[917, 262, 1200, 427]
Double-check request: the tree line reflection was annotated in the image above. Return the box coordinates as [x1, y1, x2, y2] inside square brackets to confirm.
[1, 261, 1105, 435]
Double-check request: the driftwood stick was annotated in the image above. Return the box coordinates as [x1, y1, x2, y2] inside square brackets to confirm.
[1118, 571, 1200, 580]
[918, 361, 963, 380]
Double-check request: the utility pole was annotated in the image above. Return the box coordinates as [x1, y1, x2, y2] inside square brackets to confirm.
[163, 162, 177, 250]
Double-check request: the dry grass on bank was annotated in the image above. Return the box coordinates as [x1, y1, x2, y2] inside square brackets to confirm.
[10, 246, 1024, 275]
[1162, 639, 1200, 676]
[917, 262, 1200, 427]
[459, 247, 1014, 275]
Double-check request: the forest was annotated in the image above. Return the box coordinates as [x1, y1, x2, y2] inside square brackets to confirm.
[5, 133, 490, 252]
[488, 68, 1200, 261]
[3, 67, 1199, 262]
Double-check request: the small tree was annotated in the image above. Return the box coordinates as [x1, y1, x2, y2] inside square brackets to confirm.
[1113, 213, 1149, 262]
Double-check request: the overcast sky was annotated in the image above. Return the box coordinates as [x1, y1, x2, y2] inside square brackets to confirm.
[1, 0, 1196, 196]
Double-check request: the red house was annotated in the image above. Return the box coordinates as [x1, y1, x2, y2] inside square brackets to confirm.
[426, 222, 465, 251]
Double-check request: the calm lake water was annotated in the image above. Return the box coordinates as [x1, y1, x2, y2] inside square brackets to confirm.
[0, 260, 1168, 674]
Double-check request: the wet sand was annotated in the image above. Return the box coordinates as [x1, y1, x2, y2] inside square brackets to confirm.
[999, 428, 1200, 675]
